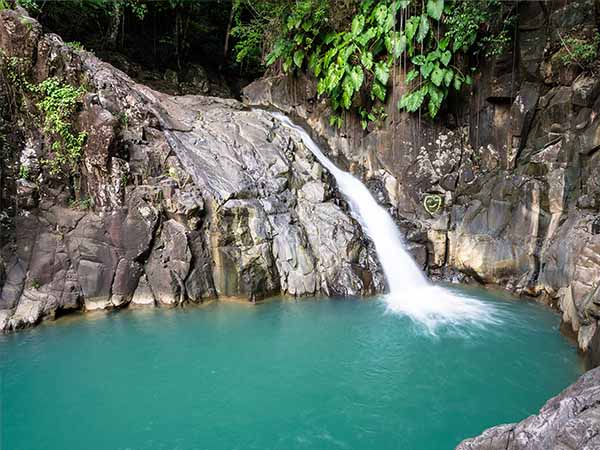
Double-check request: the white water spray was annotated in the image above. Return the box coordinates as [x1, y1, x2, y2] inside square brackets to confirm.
[272, 112, 498, 332]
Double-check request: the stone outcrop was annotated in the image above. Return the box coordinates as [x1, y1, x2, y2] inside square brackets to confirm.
[456, 366, 600, 450]
[0, 2, 599, 449]
[243, 0, 600, 361]
[0, 8, 383, 331]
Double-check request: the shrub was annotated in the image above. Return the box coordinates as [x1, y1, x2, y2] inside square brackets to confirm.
[29, 78, 87, 176]
[557, 33, 600, 71]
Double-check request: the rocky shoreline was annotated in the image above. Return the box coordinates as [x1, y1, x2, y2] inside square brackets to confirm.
[456, 365, 600, 450]
[1, 3, 600, 449]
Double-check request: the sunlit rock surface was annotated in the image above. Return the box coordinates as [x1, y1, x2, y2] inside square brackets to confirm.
[0, 8, 383, 331]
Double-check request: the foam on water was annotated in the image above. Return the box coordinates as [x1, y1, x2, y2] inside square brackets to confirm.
[272, 112, 499, 331]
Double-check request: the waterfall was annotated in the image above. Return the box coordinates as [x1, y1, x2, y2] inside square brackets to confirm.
[272, 112, 497, 332]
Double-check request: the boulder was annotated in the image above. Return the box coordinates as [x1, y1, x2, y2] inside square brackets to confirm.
[456, 367, 600, 450]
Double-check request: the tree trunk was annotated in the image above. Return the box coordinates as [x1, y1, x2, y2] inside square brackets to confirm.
[222, 2, 235, 70]
[175, 8, 181, 71]
[106, 1, 121, 48]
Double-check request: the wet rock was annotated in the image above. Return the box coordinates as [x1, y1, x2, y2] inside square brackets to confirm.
[131, 274, 155, 307]
[145, 219, 191, 306]
[456, 366, 600, 450]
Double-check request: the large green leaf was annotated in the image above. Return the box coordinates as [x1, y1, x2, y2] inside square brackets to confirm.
[426, 0, 444, 20]
[350, 66, 364, 92]
[411, 55, 426, 65]
[360, 51, 373, 70]
[399, 86, 427, 112]
[405, 16, 420, 41]
[453, 76, 462, 91]
[443, 68, 453, 87]
[265, 39, 286, 66]
[356, 27, 376, 46]
[405, 69, 419, 83]
[341, 76, 354, 109]
[371, 81, 386, 102]
[309, 53, 320, 75]
[317, 78, 327, 96]
[338, 43, 357, 66]
[351, 14, 365, 36]
[329, 114, 342, 128]
[293, 50, 305, 68]
[431, 67, 444, 86]
[386, 32, 406, 59]
[421, 62, 435, 78]
[375, 61, 390, 86]
[282, 57, 292, 73]
[323, 47, 338, 67]
[373, 4, 388, 26]
[416, 14, 430, 43]
[427, 84, 444, 117]
[440, 50, 451, 66]
[439, 37, 449, 51]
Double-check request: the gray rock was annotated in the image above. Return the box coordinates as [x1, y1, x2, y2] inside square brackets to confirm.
[0, 8, 384, 330]
[456, 367, 600, 450]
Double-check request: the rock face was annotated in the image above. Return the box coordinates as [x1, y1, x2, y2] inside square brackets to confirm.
[241, 2, 600, 446]
[0, 8, 383, 331]
[243, 0, 600, 360]
[0, 3, 599, 449]
[456, 366, 600, 450]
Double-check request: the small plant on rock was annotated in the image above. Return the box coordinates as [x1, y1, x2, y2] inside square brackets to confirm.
[18, 164, 30, 180]
[0, 52, 88, 177]
[557, 32, 600, 72]
[29, 77, 87, 176]
[65, 41, 85, 51]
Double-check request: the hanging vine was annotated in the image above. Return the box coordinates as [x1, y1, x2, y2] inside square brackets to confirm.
[259, 0, 513, 127]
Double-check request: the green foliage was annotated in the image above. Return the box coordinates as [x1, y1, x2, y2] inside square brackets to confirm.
[261, 0, 511, 126]
[69, 197, 93, 210]
[557, 33, 600, 71]
[18, 164, 30, 180]
[1, 53, 87, 178]
[264, 0, 329, 72]
[16, 0, 40, 13]
[117, 111, 129, 129]
[397, 0, 500, 118]
[268, 0, 404, 124]
[64, 0, 147, 20]
[231, 0, 290, 69]
[65, 41, 85, 51]
[28, 78, 87, 176]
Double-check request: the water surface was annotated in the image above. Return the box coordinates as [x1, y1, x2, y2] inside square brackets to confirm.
[0, 286, 582, 450]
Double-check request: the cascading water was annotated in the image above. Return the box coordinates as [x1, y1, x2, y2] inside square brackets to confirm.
[272, 112, 498, 332]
